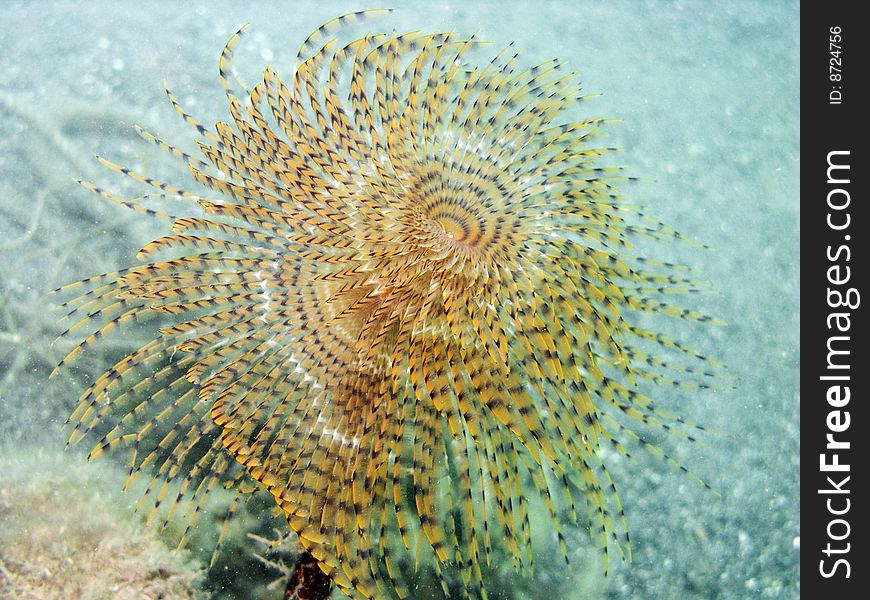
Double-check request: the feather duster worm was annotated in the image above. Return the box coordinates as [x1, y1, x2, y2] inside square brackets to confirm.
[54, 10, 721, 599]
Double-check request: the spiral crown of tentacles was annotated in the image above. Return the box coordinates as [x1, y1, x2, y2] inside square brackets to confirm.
[54, 10, 722, 600]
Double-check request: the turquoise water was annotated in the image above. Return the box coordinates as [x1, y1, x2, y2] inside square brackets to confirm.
[1, 1, 799, 598]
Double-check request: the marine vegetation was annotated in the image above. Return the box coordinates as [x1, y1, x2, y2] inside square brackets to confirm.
[53, 10, 721, 599]
[0, 451, 205, 599]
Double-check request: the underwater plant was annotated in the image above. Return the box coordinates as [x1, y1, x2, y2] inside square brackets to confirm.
[0, 452, 205, 599]
[53, 10, 721, 600]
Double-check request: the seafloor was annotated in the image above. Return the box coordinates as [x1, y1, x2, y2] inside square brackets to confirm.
[0, 1, 798, 599]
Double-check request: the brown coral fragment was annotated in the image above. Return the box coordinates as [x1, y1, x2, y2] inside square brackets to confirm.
[285, 551, 333, 600]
